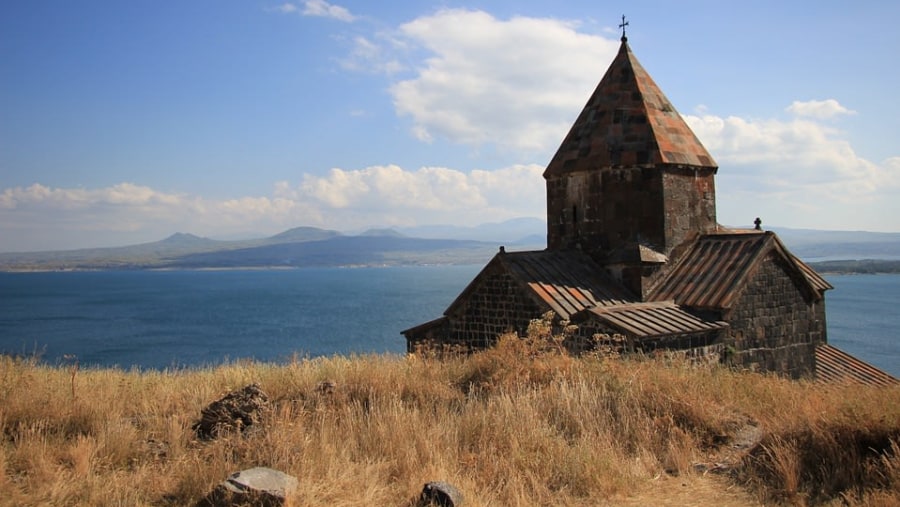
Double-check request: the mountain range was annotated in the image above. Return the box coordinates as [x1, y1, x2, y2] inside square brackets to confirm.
[0, 219, 546, 271]
[1, 218, 899, 271]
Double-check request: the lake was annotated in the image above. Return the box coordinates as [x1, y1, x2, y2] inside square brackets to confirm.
[0, 268, 897, 377]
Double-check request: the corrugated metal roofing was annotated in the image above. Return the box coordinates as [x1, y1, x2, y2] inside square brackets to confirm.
[496, 249, 636, 320]
[543, 39, 716, 179]
[651, 232, 831, 310]
[401, 316, 447, 336]
[578, 301, 728, 339]
[501, 250, 636, 319]
[792, 254, 833, 293]
[815, 344, 899, 387]
[651, 233, 771, 309]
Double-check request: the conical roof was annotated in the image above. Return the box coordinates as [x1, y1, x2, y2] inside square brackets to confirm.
[543, 38, 717, 178]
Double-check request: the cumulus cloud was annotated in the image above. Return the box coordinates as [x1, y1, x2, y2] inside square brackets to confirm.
[685, 108, 900, 230]
[3, 105, 898, 250]
[786, 99, 856, 119]
[296, 163, 544, 227]
[0, 183, 183, 211]
[0, 164, 545, 251]
[384, 9, 617, 153]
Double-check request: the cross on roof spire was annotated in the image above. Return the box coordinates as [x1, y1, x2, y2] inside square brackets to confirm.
[619, 15, 629, 42]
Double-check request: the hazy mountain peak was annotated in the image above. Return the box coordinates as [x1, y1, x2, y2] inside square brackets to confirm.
[267, 226, 342, 243]
[159, 232, 213, 245]
[358, 228, 406, 237]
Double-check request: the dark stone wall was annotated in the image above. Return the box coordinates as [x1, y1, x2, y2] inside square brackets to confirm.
[546, 166, 716, 258]
[568, 318, 724, 361]
[725, 255, 826, 378]
[442, 263, 546, 348]
[403, 318, 450, 353]
[546, 168, 665, 254]
[661, 169, 717, 255]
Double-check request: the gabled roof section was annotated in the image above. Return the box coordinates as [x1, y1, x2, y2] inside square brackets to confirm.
[446, 249, 636, 320]
[791, 253, 833, 293]
[650, 231, 832, 311]
[816, 344, 899, 387]
[401, 316, 447, 337]
[544, 39, 717, 179]
[575, 301, 728, 339]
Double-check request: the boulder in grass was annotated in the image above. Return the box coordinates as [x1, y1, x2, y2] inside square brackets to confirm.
[419, 481, 463, 507]
[196, 467, 298, 507]
[192, 383, 269, 440]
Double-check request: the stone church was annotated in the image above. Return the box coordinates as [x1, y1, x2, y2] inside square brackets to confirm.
[403, 33, 896, 383]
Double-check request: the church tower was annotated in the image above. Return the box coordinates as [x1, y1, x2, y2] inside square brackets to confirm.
[544, 31, 718, 296]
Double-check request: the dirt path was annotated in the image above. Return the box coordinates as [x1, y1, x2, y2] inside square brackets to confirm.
[615, 474, 763, 506]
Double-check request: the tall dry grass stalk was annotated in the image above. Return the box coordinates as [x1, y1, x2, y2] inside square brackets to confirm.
[1, 328, 898, 506]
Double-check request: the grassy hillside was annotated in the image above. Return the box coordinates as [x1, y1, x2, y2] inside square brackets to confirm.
[1, 333, 898, 506]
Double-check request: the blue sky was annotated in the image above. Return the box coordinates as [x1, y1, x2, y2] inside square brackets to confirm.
[2, 1, 899, 252]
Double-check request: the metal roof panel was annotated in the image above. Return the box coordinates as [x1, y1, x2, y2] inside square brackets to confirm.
[651, 232, 830, 310]
[581, 301, 728, 339]
[816, 344, 899, 387]
[499, 249, 636, 319]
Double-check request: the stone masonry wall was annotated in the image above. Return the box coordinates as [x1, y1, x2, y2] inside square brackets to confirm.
[546, 168, 665, 254]
[444, 263, 546, 348]
[660, 169, 717, 256]
[547, 167, 717, 259]
[725, 255, 825, 378]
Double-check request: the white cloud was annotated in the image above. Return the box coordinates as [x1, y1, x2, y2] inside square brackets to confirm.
[296, 164, 544, 226]
[0, 183, 183, 210]
[786, 99, 856, 119]
[270, 0, 355, 22]
[382, 9, 617, 153]
[339, 36, 405, 74]
[272, 3, 298, 14]
[3, 106, 898, 251]
[685, 109, 900, 231]
[0, 164, 545, 251]
[301, 0, 355, 22]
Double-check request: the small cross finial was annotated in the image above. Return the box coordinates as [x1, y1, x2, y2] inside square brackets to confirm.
[754, 217, 762, 231]
[619, 15, 629, 41]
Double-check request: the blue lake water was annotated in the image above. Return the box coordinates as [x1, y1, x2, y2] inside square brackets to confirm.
[0, 268, 897, 377]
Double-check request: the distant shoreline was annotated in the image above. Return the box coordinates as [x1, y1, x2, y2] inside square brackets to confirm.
[807, 259, 900, 275]
[0, 259, 900, 275]
[0, 262, 474, 273]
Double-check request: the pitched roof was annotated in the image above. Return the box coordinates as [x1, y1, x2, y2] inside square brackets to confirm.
[543, 39, 716, 179]
[650, 232, 832, 311]
[446, 249, 635, 320]
[401, 316, 447, 337]
[815, 344, 899, 387]
[575, 301, 728, 339]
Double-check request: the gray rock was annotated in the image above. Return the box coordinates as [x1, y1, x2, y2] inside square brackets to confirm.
[197, 467, 298, 507]
[192, 383, 269, 440]
[419, 481, 463, 507]
[315, 380, 336, 395]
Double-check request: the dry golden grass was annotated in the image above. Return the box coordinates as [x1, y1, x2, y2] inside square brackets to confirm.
[1, 330, 898, 506]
